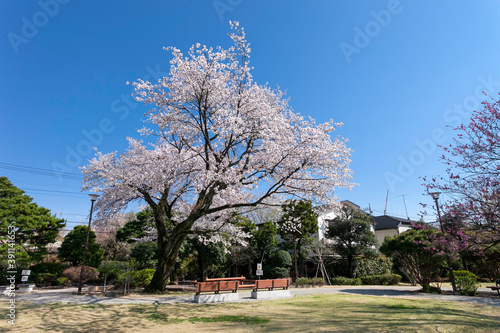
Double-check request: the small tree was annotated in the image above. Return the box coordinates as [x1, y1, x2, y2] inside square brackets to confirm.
[58, 225, 105, 268]
[326, 207, 378, 277]
[278, 200, 318, 280]
[270, 250, 292, 278]
[380, 223, 446, 290]
[0, 177, 65, 266]
[424, 93, 500, 245]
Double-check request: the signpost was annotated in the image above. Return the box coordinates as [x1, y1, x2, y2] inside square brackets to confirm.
[256, 263, 263, 279]
[21, 270, 31, 282]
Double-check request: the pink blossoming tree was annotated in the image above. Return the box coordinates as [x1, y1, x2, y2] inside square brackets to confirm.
[424, 93, 500, 247]
[82, 22, 354, 291]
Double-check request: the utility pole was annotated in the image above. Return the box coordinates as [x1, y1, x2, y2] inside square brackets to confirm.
[397, 194, 409, 220]
[384, 190, 389, 215]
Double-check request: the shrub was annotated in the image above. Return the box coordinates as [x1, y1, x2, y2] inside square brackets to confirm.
[34, 273, 58, 287]
[360, 274, 401, 285]
[86, 277, 105, 284]
[273, 250, 292, 268]
[353, 256, 392, 278]
[294, 277, 310, 288]
[270, 267, 290, 278]
[118, 269, 155, 288]
[56, 277, 68, 286]
[62, 266, 99, 283]
[311, 277, 325, 287]
[99, 261, 129, 281]
[330, 277, 361, 286]
[453, 270, 480, 296]
[293, 277, 325, 287]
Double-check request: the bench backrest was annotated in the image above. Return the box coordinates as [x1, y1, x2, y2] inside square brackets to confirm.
[255, 279, 289, 289]
[197, 281, 239, 293]
[205, 276, 246, 282]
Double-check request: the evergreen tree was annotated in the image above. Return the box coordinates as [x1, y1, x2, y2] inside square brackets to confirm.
[0, 177, 65, 266]
[58, 225, 105, 268]
[326, 207, 378, 277]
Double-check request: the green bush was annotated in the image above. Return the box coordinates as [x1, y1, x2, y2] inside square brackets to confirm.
[118, 269, 155, 288]
[99, 261, 129, 281]
[360, 274, 401, 285]
[35, 273, 58, 287]
[56, 277, 68, 286]
[330, 277, 361, 286]
[270, 267, 290, 278]
[273, 250, 292, 268]
[453, 270, 480, 296]
[294, 277, 325, 287]
[311, 277, 325, 287]
[294, 277, 310, 288]
[86, 277, 105, 284]
[353, 256, 392, 278]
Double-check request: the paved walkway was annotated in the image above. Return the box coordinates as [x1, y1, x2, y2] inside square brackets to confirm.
[5, 286, 500, 307]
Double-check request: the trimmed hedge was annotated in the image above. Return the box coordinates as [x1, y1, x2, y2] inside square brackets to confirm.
[330, 277, 362, 286]
[360, 274, 401, 285]
[34, 273, 58, 287]
[294, 277, 325, 288]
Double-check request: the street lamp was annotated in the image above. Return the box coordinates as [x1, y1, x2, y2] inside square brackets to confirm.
[428, 191, 457, 293]
[78, 194, 99, 295]
[428, 192, 442, 229]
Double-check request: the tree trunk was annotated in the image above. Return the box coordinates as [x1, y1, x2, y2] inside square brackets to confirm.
[347, 256, 353, 278]
[145, 220, 191, 292]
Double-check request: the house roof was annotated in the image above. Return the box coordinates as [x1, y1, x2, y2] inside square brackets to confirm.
[373, 215, 415, 231]
[315, 200, 361, 216]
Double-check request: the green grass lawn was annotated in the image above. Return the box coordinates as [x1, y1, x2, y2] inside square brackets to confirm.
[1, 294, 498, 332]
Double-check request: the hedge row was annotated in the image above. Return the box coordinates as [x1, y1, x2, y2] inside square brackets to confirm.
[294, 277, 326, 288]
[360, 274, 401, 285]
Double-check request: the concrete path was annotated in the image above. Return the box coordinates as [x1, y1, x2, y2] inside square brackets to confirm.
[5, 286, 500, 307]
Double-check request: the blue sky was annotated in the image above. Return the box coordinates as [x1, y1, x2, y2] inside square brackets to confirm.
[2, 0, 500, 228]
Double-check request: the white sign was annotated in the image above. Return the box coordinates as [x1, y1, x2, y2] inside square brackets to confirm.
[257, 263, 262, 270]
[21, 276, 29, 282]
[256, 269, 263, 276]
[22, 270, 31, 276]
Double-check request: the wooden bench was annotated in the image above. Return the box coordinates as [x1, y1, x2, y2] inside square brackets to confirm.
[195, 280, 240, 295]
[203, 276, 256, 290]
[252, 278, 290, 292]
[486, 279, 500, 297]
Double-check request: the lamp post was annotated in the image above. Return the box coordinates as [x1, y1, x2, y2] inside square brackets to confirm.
[428, 191, 457, 294]
[78, 194, 99, 295]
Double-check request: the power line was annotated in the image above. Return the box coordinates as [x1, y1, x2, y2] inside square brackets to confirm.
[21, 187, 88, 196]
[0, 162, 83, 180]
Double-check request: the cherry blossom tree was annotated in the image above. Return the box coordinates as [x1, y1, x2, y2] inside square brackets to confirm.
[82, 22, 354, 291]
[424, 93, 500, 246]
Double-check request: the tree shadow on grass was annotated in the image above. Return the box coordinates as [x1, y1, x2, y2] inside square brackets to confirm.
[259, 295, 500, 333]
[34, 301, 250, 332]
[338, 288, 500, 307]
